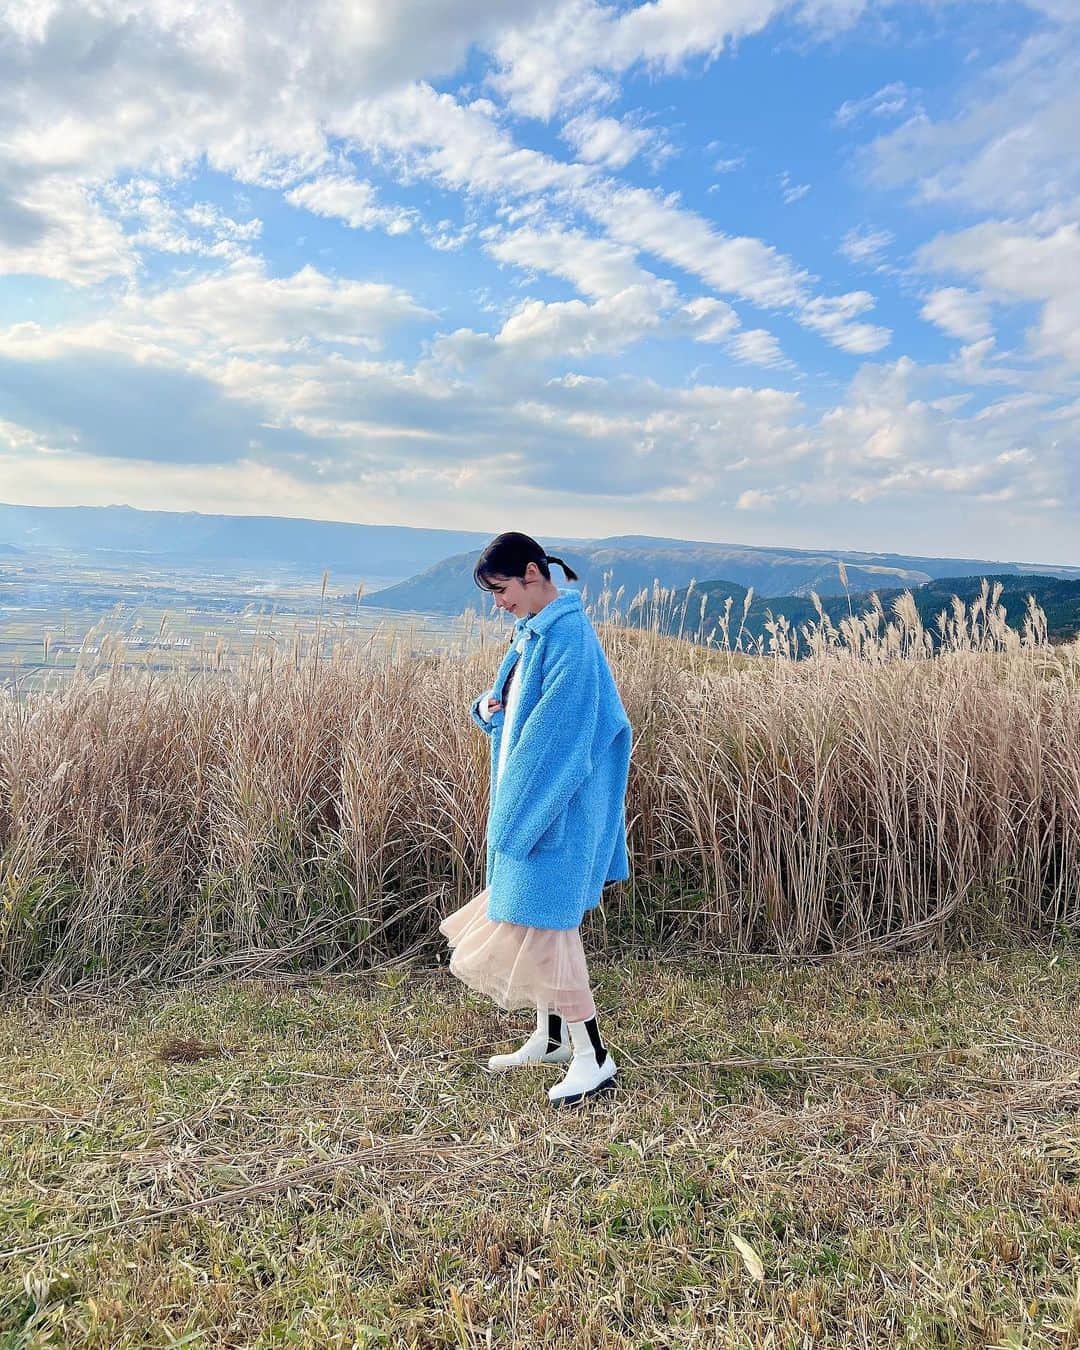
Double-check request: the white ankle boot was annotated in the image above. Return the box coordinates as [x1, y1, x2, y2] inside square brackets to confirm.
[548, 1016, 617, 1107]
[486, 1003, 572, 1072]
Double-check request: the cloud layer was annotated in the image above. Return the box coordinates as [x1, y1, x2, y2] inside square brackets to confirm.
[0, 0, 1076, 562]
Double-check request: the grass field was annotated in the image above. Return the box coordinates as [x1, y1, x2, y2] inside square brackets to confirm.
[1, 946, 1077, 1347]
[0, 549, 469, 696]
[0, 601, 467, 698]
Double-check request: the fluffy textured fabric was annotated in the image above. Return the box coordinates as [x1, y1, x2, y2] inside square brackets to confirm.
[495, 635, 525, 786]
[468, 588, 633, 930]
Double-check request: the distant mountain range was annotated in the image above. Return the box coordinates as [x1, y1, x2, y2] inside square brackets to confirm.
[653, 573, 1080, 647]
[0, 502, 490, 579]
[359, 540, 1080, 616]
[2, 503, 1077, 611]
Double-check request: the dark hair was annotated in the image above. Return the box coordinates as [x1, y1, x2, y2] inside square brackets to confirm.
[473, 532, 579, 591]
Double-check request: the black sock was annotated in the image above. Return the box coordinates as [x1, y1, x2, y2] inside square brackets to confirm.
[546, 1011, 564, 1054]
[583, 1016, 608, 1068]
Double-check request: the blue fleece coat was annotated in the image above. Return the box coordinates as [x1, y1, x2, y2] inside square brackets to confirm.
[468, 588, 633, 930]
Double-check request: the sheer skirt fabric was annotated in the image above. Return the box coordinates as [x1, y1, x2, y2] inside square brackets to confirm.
[439, 886, 597, 1022]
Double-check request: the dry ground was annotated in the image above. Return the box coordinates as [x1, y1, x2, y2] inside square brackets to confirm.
[0, 947, 1077, 1348]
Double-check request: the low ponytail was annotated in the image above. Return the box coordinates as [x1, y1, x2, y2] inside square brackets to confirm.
[544, 554, 579, 581]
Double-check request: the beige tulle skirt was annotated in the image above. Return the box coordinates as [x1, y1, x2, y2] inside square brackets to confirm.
[439, 886, 597, 1022]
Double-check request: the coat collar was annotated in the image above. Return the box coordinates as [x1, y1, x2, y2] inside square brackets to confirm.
[511, 586, 582, 641]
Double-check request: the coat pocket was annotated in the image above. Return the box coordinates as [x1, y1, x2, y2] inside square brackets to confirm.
[533, 806, 568, 854]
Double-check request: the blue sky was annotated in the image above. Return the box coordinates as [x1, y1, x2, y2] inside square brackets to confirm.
[0, 0, 1076, 564]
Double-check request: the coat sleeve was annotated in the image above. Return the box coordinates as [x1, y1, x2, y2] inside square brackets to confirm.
[469, 691, 495, 734]
[486, 628, 600, 861]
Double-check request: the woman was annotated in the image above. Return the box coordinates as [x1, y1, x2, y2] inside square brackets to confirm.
[439, 532, 634, 1108]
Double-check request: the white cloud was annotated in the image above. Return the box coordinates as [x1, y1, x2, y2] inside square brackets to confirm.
[919, 219, 1080, 372]
[584, 184, 809, 307]
[139, 262, 432, 355]
[96, 180, 262, 263]
[0, 0, 1073, 556]
[942, 337, 1026, 390]
[820, 358, 933, 466]
[480, 219, 838, 368]
[438, 255, 780, 369]
[341, 84, 594, 199]
[0, 0, 552, 278]
[921, 287, 993, 342]
[580, 184, 891, 353]
[779, 172, 810, 205]
[285, 174, 416, 235]
[727, 328, 788, 366]
[0, 176, 134, 285]
[675, 297, 741, 343]
[839, 225, 894, 267]
[489, 0, 866, 121]
[736, 488, 780, 509]
[813, 355, 1068, 508]
[867, 29, 1080, 215]
[422, 219, 480, 252]
[475, 225, 789, 363]
[0, 0, 900, 374]
[833, 81, 911, 128]
[1, 260, 432, 363]
[1, 272, 1070, 546]
[338, 93, 884, 359]
[974, 397, 1047, 426]
[435, 282, 672, 367]
[609, 0, 784, 69]
[336, 86, 888, 362]
[0, 250, 812, 500]
[486, 0, 620, 120]
[0, 0, 553, 181]
[799, 291, 891, 354]
[559, 112, 658, 170]
[485, 225, 654, 300]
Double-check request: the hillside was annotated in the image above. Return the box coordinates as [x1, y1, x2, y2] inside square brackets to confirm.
[0, 502, 495, 577]
[357, 544, 1078, 619]
[658, 573, 1080, 647]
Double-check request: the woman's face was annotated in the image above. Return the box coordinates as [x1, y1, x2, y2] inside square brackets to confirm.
[484, 566, 537, 616]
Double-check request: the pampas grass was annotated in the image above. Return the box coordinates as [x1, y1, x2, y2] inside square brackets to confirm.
[0, 578, 1077, 988]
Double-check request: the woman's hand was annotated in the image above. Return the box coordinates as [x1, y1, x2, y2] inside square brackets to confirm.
[476, 692, 504, 723]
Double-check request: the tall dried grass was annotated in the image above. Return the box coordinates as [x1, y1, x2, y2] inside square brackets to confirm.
[1, 578, 1077, 988]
